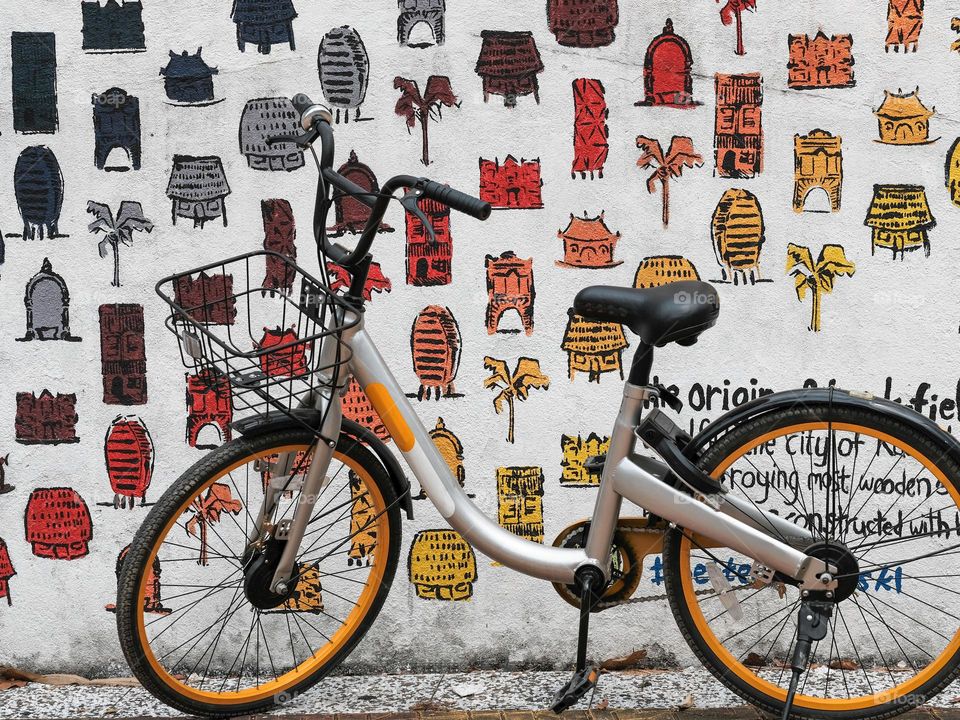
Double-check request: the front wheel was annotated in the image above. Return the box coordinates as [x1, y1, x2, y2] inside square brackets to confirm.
[115, 429, 401, 717]
[663, 402, 960, 719]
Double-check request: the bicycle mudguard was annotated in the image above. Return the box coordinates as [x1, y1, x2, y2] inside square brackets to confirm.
[233, 410, 414, 520]
[683, 387, 960, 467]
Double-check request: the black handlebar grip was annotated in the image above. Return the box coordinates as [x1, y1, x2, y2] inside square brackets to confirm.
[291, 93, 316, 116]
[421, 180, 492, 220]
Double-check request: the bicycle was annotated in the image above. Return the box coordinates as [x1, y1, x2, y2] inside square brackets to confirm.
[116, 95, 960, 720]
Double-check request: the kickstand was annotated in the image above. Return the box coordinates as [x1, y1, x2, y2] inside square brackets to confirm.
[782, 601, 832, 720]
[551, 569, 604, 713]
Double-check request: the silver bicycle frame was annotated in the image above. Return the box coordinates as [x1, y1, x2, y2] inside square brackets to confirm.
[270, 309, 832, 592]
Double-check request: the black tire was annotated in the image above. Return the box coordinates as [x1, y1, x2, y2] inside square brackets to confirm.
[662, 402, 960, 720]
[116, 429, 401, 718]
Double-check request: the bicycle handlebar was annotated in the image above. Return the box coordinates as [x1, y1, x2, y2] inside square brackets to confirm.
[291, 93, 491, 268]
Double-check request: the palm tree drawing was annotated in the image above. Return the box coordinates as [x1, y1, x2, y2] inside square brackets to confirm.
[483, 356, 550, 444]
[717, 0, 757, 56]
[786, 243, 855, 332]
[185, 482, 243, 566]
[636, 136, 703, 227]
[87, 201, 154, 287]
[394, 76, 459, 166]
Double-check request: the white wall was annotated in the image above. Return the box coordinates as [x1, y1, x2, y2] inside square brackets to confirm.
[0, 0, 958, 674]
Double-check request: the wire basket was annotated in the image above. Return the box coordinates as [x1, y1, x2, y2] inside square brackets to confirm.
[156, 251, 358, 435]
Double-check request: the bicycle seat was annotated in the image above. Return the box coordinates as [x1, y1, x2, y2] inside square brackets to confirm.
[573, 281, 720, 347]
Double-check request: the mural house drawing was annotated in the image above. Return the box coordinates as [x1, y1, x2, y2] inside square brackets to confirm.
[261, 199, 296, 294]
[0, 455, 12, 496]
[794, 130, 842, 212]
[160, 49, 221, 106]
[497, 466, 545, 543]
[394, 76, 459, 166]
[398, 0, 445, 47]
[87, 201, 154, 286]
[81, 0, 145, 53]
[185, 370, 232, 448]
[786, 243, 855, 332]
[427, 417, 469, 496]
[105, 545, 170, 614]
[92, 88, 141, 171]
[475, 30, 544, 107]
[636, 135, 703, 227]
[483, 356, 549, 444]
[952, 18, 960, 53]
[636, 19, 699, 107]
[231, 0, 297, 54]
[173, 272, 236, 326]
[0, 539, 14, 605]
[887, 0, 923, 52]
[634, 255, 700, 288]
[267, 563, 324, 613]
[19, 258, 81, 342]
[874, 88, 937, 145]
[318, 26, 370, 123]
[24, 487, 92, 559]
[547, 0, 618, 47]
[348, 472, 377, 566]
[479, 156, 543, 209]
[328, 151, 393, 236]
[717, 0, 757, 56]
[945, 138, 960, 207]
[408, 529, 477, 600]
[99, 303, 147, 405]
[410, 305, 461, 400]
[572, 78, 609, 179]
[166, 155, 230, 228]
[12, 32, 58, 133]
[406, 193, 451, 285]
[328, 260, 392, 300]
[787, 31, 855, 89]
[14, 146, 64, 240]
[186, 482, 242, 566]
[342, 377, 389, 440]
[711, 189, 767, 284]
[714, 73, 763, 179]
[560, 433, 610, 487]
[15, 391, 79, 445]
[561, 310, 628, 382]
[864, 184, 936, 258]
[254, 326, 309, 378]
[486, 251, 534, 335]
[104, 415, 154, 509]
[557, 211, 622, 268]
[239, 97, 304, 171]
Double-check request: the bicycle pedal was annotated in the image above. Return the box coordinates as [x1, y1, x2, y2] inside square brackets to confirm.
[550, 665, 599, 713]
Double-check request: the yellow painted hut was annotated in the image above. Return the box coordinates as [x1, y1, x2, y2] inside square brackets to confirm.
[408, 529, 478, 601]
[711, 188, 765, 283]
[874, 89, 936, 145]
[561, 310, 628, 382]
[864, 184, 935, 258]
[633, 255, 700, 289]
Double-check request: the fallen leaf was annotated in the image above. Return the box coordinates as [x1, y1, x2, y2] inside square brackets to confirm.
[744, 652, 765, 667]
[679, 692, 694, 711]
[0, 667, 139, 688]
[0, 680, 28, 691]
[600, 648, 648, 671]
[828, 659, 858, 671]
[593, 698, 609, 710]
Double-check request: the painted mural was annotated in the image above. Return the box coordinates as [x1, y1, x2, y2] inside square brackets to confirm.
[2, 0, 960, 675]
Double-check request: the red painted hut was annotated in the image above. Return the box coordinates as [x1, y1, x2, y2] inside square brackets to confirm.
[479, 156, 543, 209]
[0, 538, 15, 605]
[475, 31, 544, 107]
[105, 415, 155, 509]
[327, 151, 393, 236]
[342, 377, 389, 440]
[547, 0, 618, 48]
[327, 261, 392, 300]
[99, 303, 147, 405]
[572, 78, 608, 179]
[406, 194, 452, 285]
[255, 326, 309, 378]
[25, 487, 93, 560]
[410, 306, 461, 400]
[185, 370, 233, 448]
[261, 199, 296, 294]
[636, 19, 698, 108]
[485, 251, 534, 335]
[173, 272, 236, 325]
[556, 211, 622, 268]
[15, 390, 79, 445]
[106, 544, 170, 614]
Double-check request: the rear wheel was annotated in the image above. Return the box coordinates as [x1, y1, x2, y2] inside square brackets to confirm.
[116, 429, 401, 717]
[663, 403, 960, 719]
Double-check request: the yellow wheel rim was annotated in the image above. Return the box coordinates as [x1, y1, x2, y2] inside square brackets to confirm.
[678, 422, 960, 712]
[135, 444, 391, 705]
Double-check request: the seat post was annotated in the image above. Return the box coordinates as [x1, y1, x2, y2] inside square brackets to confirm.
[627, 342, 654, 386]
